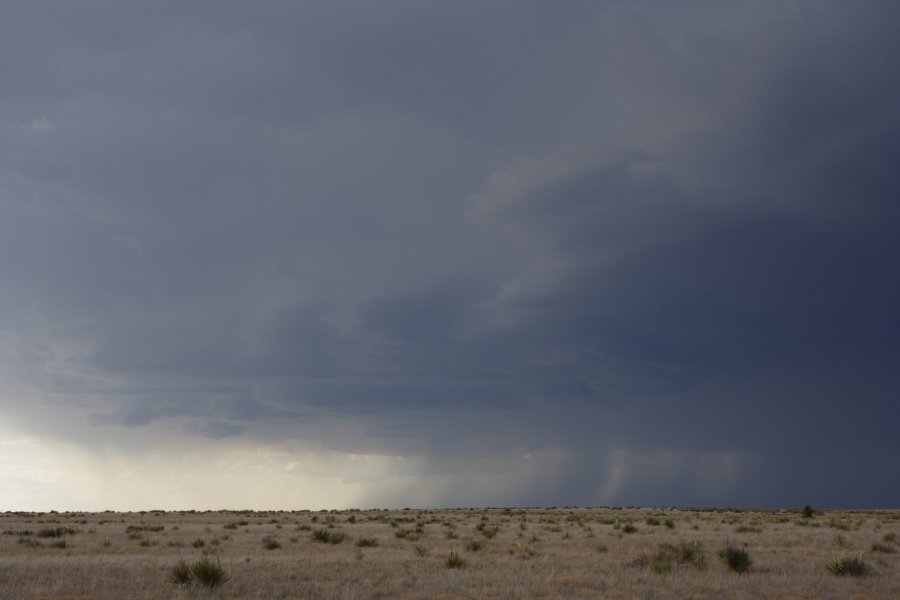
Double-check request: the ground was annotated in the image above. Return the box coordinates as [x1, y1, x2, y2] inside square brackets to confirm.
[0, 507, 897, 599]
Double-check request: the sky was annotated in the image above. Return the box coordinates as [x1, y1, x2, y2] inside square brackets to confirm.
[1, 1, 898, 511]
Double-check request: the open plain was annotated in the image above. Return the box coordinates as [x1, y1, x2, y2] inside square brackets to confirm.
[0, 507, 897, 599]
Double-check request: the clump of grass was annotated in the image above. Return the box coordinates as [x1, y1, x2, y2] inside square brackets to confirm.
[311, 529, 345, 544]
[446, 552, 466, 569]
[507, 544, 537, 558]
[191, 538, 206, 548]
[18, 537, 41, 548]
[355, 537, 378, 547]
[735, 525, 762, 533]
[622, 524, 638, 534]
[126, 525, 164, 533]
[826, 553, 869, 577]
[481, 525, 499, 539]
[394, 528, 422, 541]
[37, 527, 75, 538]
[649, 540, 706, 574]
[466, 540, 483, 552]
[3, 529, 34, 536]
[882, 532, 896, 543]
[870, 542, 895, 554]
[829, 518, 851, 531]
[718, 543, 752, 574]
[49, 540, 67, 549]
[664, 519, 675, 529]
[645, 516, 660, 526]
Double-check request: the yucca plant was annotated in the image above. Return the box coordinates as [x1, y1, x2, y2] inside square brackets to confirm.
[169, 561, 192, 585]
[827, 552, 869, 577]
[718, 543, 752, 574]
[190, 558, 229, 588]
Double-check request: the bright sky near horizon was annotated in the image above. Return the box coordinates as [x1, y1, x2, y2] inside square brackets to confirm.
[1, 1, 898, 511]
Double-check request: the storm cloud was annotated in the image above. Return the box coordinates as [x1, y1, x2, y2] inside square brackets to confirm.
[1, 1, 898, 510]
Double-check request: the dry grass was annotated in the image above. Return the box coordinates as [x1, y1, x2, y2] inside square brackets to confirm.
[0, 507, 897, 599]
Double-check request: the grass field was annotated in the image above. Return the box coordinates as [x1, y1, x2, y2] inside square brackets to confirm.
[0, 507, 897, 599]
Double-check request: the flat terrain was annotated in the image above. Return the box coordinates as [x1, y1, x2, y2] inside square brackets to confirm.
[0, 507, 897, 599]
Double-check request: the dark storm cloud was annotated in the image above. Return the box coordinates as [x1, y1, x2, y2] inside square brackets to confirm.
[1, 1, 898, 507]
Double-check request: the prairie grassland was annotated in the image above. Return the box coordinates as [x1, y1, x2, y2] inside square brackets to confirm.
[0, 507, 897, 599]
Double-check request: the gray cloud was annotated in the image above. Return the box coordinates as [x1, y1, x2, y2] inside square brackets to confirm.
[1, 0, 898, 509]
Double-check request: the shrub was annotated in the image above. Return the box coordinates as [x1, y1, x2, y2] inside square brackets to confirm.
[871, 542, 895, 554]
[446, 552, 466, 569]
[192, 538, 206, 548]
[826, 553, 869, 577]
[466, 540, 483, 552]
[356, 537, 379, 547]
[50, 540, 67, 549]
[802, 505, 814, 519]
[664, 519, 675, 529]
[883, 532, 897, 543]
[622, 524, 638, 534]
[262, 536, 281, 550]
[718, 544, 752, 574]
[646, 517, 661, 526]
[190, 558, 230, 588]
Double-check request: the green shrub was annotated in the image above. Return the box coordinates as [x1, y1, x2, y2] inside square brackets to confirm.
[327, 532, 346, 544]
[446, 551, 466, 569]
[718, 544, 752, 574]
[826, 553, 869, 577]
[262, 536, 281, 550]
[312, 529, 345, 544]
[802, 505, 814, 519]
